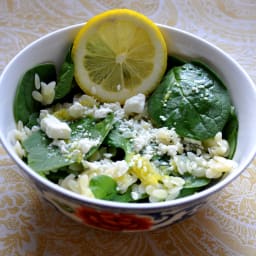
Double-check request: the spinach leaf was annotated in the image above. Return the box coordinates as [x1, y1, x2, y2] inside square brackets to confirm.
[22, 114, 115, 174]
[90, 175, 116, 199]
[177, 174, 211, 198]
[182, 174, 210, 188]
[22, 130, 75, 175]
[89, 175, 134, 202]
[54, 46, 75, 100]
[177, 188, 199, 198]
[13, 63, 56, 126]
[46, 167, 80, 183]
[177, 187, 198, 198]
[72, 113, 115, 159]
[105, 122, 133, 159]
[26, 112, 39, 127]
[223, 108, 238, 159]
[147, 63, 232, 140]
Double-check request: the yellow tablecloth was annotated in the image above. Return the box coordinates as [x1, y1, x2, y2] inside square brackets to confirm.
[0, 1, 256, 255]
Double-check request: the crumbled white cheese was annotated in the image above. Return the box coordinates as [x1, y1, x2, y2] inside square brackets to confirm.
[76, 138, 99, 155]
[103, 102, 125, 120]
[93, 105, 113, 119]
[51, 139, 69, 154]
[133, 129, 153, 152]
[40, 114, 71, 139]
[155, 127, 179, 145]
[124, 93, 146, 115]
[68, 102, 84, 118]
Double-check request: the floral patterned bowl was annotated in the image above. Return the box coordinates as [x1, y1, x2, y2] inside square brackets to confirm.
[1, 24, 256, 232]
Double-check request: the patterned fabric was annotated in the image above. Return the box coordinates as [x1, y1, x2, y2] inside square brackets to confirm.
[0, 0, 256, 255]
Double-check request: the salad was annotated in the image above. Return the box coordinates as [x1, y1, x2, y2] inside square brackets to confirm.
[11, 54, 238, 203]
[11, 10, 238, 203]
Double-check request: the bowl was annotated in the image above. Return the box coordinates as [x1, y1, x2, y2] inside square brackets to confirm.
[1, 23, 256, 232]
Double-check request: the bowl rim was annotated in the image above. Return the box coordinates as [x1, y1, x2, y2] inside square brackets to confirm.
[1, 23, 256, 211]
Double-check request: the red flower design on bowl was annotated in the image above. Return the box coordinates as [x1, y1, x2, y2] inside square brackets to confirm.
[75, 206, 153, 231]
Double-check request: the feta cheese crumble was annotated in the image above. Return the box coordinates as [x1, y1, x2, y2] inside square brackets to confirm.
[124, 93, 146, 115]
[40, 114, 71, 139]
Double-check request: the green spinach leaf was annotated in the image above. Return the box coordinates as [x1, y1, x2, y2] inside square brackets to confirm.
[182, 174, 210, 188]
[46, 167, 81, 183]
[72, 113, 115, 159]
[13, 63, 56, 126]
[89, 175, 134, 202]
[177, 174, 211, 198]
[177, 187, 198, 198]
[147, 63, 232, 140]
[22, 130, 75, 175]
[223, 108, 238, 159]
[105, 122, 133, 159]
[22, 114, 115, 174]
[54, 46, 75, 100]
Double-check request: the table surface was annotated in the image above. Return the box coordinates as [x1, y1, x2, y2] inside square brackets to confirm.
[0, 1, 256, 255]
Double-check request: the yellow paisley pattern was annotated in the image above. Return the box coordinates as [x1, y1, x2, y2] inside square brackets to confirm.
[0, 0, 256, 255]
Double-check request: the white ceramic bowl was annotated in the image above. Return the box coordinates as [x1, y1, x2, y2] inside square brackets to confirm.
[1, 24, 256, 232]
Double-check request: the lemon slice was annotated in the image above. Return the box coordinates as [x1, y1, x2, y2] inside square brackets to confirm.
[72, 9, 167, 103]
